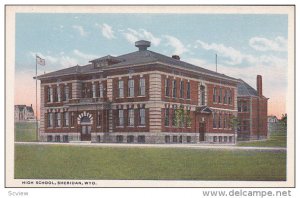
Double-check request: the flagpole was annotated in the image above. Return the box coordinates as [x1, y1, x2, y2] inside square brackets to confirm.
[36, 55, 38, 141]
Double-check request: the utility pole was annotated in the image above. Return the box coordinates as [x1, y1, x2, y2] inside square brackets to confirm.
[215, 54, 218, 73]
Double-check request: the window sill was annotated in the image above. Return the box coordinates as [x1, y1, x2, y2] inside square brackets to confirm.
[137, 95, 146, 97]
[127, 96, 135, 98]
[137, 125, 146, 127]
[116, 126, 124, 128]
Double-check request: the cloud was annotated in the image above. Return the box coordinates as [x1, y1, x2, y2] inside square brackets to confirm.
[72, 25, 88, 37]
[163, 35, 188, 55]
[96, 23, 115, 39]
[73, 49, 98, 60]
[123, 28, 161, 46]
[249, 36, 287, 52]
[196, 40, 243, 65]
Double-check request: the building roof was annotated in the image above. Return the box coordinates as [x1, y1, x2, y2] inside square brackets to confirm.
[36, 41, 238, 82]
[237, 79, 259, 97]
[237, 78, 269, 99]
[15, 105, 34, 113]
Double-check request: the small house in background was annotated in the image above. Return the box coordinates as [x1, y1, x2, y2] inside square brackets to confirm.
[268, 115, 281, 135]
[14, 104, 35, 122]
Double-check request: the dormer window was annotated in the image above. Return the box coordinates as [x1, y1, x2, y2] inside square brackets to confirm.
[90, 55, 122, 68]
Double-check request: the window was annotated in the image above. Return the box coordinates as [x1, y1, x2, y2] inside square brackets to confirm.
[63, 135, 68, 142]
[64, 85, 69, 101]
[213, 87, 217, 102]
[213, 112, 217, 128]
[172, 108, 176, 126]
[224, 136, 228, 142]
[238, 101, 242, 112]
[164, 108, 170, 126]
[97, 135, 101, 142]
[55, 112, 61, 127]
[128, 109, 134, 126]
[128, 79, 134, 97]
[116, 135, 123, 143]
[47, 113, 53, 127]
[57, 86, 61, 102]
[242, 102, 249, 112]
[213, 136, 218, 142]
[47, 135, 53, 142]
[53, 86, 58, 102]
[97, 111, 101, 126]
[118, 109, 124, 126]
[219, 113, 222, 128]
[47, 87, 51, 102]
[219, 136, 223, 142]
[138, 136, 145, 143]
[127, 135, 134, 143]
[165, 78, 170, 97]
[228, 90, 232, 105]
[219, 87, 222, 103]
[165, 135, 170, 143]
[229, 136, 233, 143]
[99, 83, 104, 98]
[82, 83, 92, 98]
[92, 83, 96, 98]
[200, 85, 205, 105]
[180, 80, 184, 98]
[187, 81, 191, 99]
[223, 89, 227, 104]
[187, 136, 191, 143]
[139, 108, 145, 126]
[55, 135, 60, 142]
[224, 114, 227, 129]
[139, 78, 145, 96]
[173, 136, 178, 143]
[118, 80, 124, 98]
[71, 112, 75, 127]
[63, 112, 69, 127]
[172, 80, 177, 98]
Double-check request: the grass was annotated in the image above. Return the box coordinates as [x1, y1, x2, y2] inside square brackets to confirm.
[237, 128, 287, 147]
[15, 122, 37, 142]
[15, 144, 286, 181]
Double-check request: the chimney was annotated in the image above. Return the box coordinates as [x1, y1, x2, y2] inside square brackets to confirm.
[172, 55, 180, 60]
[257, 75, 262, 97]
[135, 40, 151, 51]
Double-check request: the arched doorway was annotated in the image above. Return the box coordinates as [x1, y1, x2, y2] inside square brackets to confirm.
[80, 116, 92, 141]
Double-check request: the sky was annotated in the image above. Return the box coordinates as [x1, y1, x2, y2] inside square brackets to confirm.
[15, 13, 288, 118]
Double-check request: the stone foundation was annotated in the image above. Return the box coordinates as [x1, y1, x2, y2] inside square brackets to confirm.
[40, 132, 237, 144]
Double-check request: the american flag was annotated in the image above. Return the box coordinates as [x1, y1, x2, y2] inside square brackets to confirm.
[36, 55, 45, 66]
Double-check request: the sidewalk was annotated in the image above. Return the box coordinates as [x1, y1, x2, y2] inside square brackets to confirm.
[15, 141, 287, 152]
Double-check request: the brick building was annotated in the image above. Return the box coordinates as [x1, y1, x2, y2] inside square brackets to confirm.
[36, 40, 267, 144]
[237, 76, 268, 140]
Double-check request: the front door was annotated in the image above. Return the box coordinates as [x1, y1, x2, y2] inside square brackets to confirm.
[81, 125, 91, 141]
[199, 122, 205, 141]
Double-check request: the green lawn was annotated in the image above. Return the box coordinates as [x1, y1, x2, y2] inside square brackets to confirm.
[237, 128, 287, 147]
[15, 144, 286, 181]
[15, 122, 37, 142]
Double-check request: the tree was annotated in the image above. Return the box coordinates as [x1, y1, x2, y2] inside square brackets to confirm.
[279, 113, 287, 130]
[229, 115, 239, 143]
[173, 105, 191, 128]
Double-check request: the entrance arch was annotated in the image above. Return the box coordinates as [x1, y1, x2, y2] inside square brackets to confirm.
[77, 112, 93, 141]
